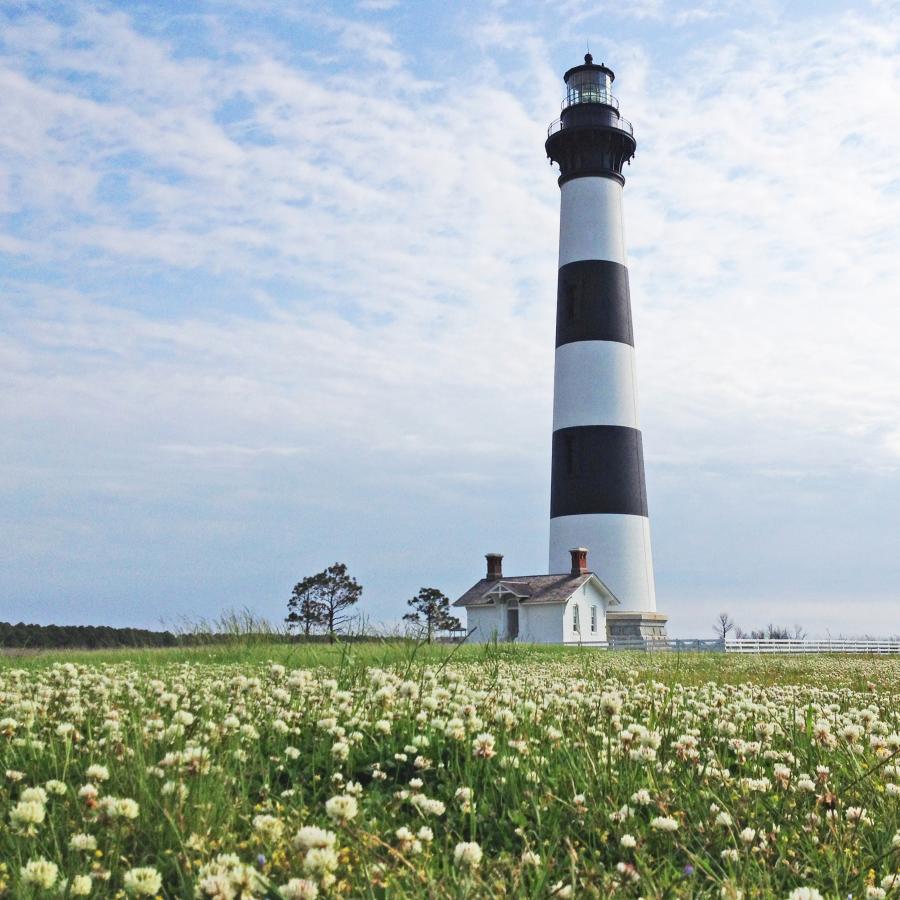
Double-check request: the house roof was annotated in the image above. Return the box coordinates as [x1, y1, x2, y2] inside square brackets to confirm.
[454, 573, 620, 608]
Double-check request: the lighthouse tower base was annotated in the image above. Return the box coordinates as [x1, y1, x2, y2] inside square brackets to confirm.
[606, 611, 669, 643]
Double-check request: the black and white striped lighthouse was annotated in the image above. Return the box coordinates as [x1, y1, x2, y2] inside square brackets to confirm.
[545, 55, 666, 638]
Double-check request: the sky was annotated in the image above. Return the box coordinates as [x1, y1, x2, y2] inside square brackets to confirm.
[2, 0, 900, 639]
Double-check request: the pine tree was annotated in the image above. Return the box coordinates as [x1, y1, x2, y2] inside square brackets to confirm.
[286, 563, 362, 643]
[403, 587, 461, 643]
[285, 576, 327, 637]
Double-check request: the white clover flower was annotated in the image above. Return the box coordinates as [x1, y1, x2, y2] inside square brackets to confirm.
[70, 874, 93, 895]
[21, 786, 48, 804]
[721, 848, 740, 861]
[521, 849, 541, 865]
[78, 784, 99, 803]
[650, 816, 679, 832]
[280, 878, 319, 899]
[70, 832, 99, 851]
[196, 854, 266, 898]
[325, 794, 358, 824]
[881, 874, 900, 892]
[620, 834, 637, 848]
[600, 692, 623, 716]
[86, 764, 110, 782]
[740, 777, 772, 793]
[395, 826, 422, 855]
[409, 794, 445, 816]
[294, 826, 337, 850]
[123, 866, 163, 896]
[715, 811, 733, 826]
[631, 789, 653, 806]
[453, 841, 483, 868]
[611, 804, 634, 822]
[9, 798, 45, 832]
[117, 798, 140, 819]
[253, 813, 284, 841]
[865, 888, 886, 899]
[444, 718, 466, 740]
[21, 858, 58, 889]
[472, 733, 496, 759]
[739, 827, 756, 844]
[44, 779, 67, 796]
[787, 889, 824, 900]
[303, 846, 339, 877]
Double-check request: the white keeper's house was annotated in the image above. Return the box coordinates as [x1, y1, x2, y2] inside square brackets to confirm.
[454, 549, 623, 644]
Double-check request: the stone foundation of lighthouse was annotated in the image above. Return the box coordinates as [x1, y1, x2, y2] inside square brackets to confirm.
[545, 55, 666, 638]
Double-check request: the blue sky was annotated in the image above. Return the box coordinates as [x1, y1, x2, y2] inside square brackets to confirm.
[2, 0, 900, 638]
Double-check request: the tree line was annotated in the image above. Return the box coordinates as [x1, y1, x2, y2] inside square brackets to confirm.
[0, 621, 179, 649]
[713, 613, 807, 640]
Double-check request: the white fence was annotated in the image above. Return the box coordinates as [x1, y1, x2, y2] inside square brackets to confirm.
[562, 638, 900, 654]
[725, 638, 900, 655]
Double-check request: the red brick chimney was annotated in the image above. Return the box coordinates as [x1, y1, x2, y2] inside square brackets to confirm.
[485, 553, 503, 580]
[569, 547, 588, 576]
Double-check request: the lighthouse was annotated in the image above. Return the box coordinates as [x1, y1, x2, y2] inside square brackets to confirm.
[545, 55, 667, 640]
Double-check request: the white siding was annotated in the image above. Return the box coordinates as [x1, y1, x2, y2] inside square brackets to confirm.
[464, 606, 501, 644]
[563, 581, 611, 644]
[519, 603, 564, 644]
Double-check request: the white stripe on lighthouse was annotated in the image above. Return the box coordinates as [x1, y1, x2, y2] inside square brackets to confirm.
[549, 514, 656, 612]
[552, 340, 640, 432]
[558, 177, 626, 267]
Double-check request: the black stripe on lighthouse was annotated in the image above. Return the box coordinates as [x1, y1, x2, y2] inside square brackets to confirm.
[556, 260, 634, 348]
[550, 425, 648, 518]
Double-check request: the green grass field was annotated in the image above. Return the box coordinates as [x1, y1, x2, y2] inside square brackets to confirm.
[1, 642, 898, 897]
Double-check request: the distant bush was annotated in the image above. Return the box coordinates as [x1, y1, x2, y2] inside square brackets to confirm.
[0, 621, 179, 649]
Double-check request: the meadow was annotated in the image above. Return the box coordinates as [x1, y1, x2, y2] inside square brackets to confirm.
[1, 642, 899, 898]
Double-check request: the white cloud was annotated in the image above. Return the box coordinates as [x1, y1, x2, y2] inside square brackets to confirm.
[357, 0, 401, 10]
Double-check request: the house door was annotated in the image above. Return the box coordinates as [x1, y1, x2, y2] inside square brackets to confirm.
[506, 608, 519, 641]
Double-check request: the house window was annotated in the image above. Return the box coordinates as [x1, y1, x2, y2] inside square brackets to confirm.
[572, 604, 580, 633]
[591, 605, 598, 632]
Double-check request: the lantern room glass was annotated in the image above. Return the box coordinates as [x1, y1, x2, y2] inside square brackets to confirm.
[566, 69, 614, 107]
